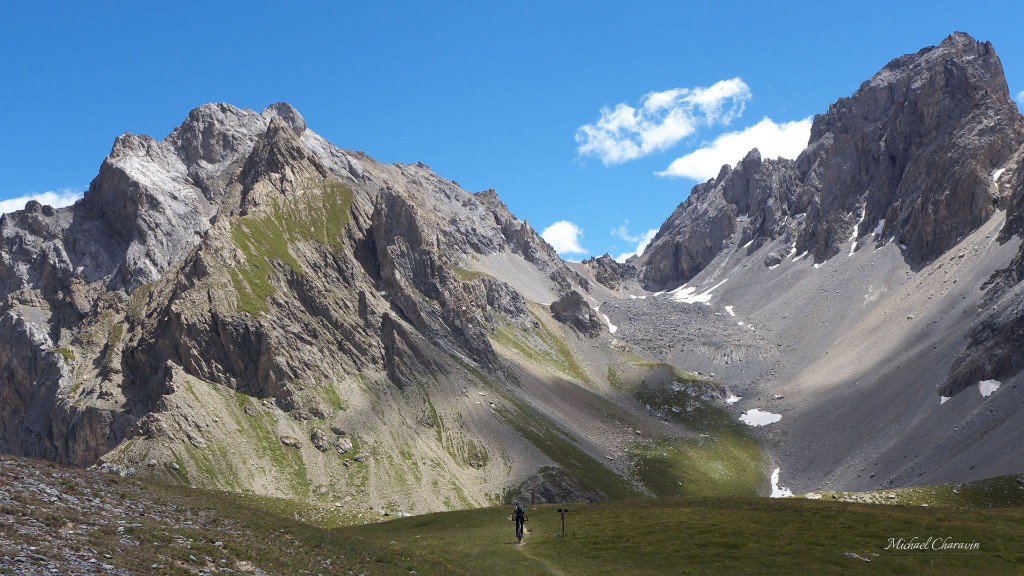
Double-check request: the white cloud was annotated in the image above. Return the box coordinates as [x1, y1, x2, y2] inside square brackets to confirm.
[657, 117, 812, 181]
[576, 78, 751, 166]
[1017, 90, 1024, 104]
[541, 220, 588, 255]
[614, 227, 658, 262]
[0, 189, 82, 215]
[611, 220, 640, 243]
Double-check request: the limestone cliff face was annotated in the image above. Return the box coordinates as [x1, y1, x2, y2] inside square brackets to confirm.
[640, 32, 1024, 290]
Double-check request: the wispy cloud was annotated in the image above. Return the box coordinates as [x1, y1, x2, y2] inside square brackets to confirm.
[657, 117, 811, 181]
[613, 222, 658, 262]
[576, 78, 751, 166]
[0, 189, 82, 215]
[541, 220, 588, 255]
[1017, 90, 1024, 105]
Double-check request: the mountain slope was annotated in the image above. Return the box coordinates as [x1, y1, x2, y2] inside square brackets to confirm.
[0, 102, 762, 513]
[623, 32, 1024, 494]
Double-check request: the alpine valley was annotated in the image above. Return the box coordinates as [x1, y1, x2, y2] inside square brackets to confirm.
[3, 30, 1024, 534]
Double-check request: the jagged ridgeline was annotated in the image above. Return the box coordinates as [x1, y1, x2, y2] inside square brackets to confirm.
[0, 102, 753, 514]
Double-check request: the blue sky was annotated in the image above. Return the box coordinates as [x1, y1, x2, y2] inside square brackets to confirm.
[3, 1, 1024, 260]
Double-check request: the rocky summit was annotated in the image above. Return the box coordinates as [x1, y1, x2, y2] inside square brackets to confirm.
[2, 31, 1024, 518]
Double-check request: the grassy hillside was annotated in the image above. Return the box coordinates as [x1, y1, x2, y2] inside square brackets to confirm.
[3, 456, 1022, 575]
[350, 497, 1024, 575]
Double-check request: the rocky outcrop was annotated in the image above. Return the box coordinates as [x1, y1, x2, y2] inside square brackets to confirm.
[640, 32, 1024, 289]
[549, 291, 602, 336]
[580, 254, 637, 290]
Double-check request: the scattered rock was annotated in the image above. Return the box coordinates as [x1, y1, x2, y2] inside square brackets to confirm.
[842, 552, 871, 563]
[335, 437, 353, 454]
[279, 436, 301, 449]
[310, 428, 330, 452]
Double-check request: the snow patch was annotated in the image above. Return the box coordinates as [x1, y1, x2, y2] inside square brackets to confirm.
[725, 394, 741, 404]
[872, 218, 885, 236]
[669, 278, 728, 305]
[770, 468, 793, 498]
[792, 251, 808, 262]
[993, 168, 1006, 182]
[849, 207, 866, 256]
[601, 313, 617, 334]
[724, 305, 735, 317]
[594, 305, 618, 334]
[940, 396, 950, 405]
[627, 295, 647, 300]
[979, 379, 1001, 397]
[739, 409, 782, 427]
[737, 321, 745, 326]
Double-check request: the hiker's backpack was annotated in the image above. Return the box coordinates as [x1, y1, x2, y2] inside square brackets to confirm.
[514, 503, 525, 519]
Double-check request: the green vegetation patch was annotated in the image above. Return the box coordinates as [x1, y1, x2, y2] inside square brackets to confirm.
[451, 266, 481, 281]
[230, 179, 354, 315]
[492, 316, 587, 382]
[629, 435, 767, 497]
[613, 361, 769, 497]
[52, 347, 75, 364]
[495, 398, 639, 501]
[813, 474, 1024, 508]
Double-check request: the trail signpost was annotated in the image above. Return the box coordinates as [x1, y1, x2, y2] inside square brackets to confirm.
[557, 508, 569, 537]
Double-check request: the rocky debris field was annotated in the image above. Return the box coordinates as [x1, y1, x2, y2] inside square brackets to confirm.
[0, 456, 405, 576]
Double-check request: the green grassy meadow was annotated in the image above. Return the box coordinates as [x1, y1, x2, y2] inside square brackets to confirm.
[5, 454, 1023, 576]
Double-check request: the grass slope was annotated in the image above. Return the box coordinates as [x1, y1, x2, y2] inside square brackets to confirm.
[349, 496, 1024, 575]
[4, 456, 1023, 575]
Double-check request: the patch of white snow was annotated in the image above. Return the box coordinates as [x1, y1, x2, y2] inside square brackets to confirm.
[669, 278, 728, 305]
[872, 218, 885, 236]
[849, 207, 866, 256]
[725, 395, 741, 404]
[979, 379, 1001, 397]
[601, 313, 618, 334]
[725, 306, 735, 317]
[770, 468, 793, 498]
[940, 396, 950, 405]
[993, 168, 1006, 182]
[739, 409, 782, 427]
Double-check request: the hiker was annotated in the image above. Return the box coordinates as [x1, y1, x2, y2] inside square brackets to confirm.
[512, 501, 528, 543]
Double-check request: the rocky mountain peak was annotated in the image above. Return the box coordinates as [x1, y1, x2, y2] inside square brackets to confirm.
[640, 32, 1024, 289]
[261, 102, 307, 135]
[165, 103, 268, 169]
